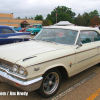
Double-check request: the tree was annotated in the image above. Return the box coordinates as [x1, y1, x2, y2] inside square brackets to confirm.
[46, 6, 76, 24]
[34, 15, 43, 20]
[90, 16, 100, 26]
[82, 12, 91, 26]
[74, 14, 83, 26]
[31, 17, 33, 19]
[25, 17, 27, 19]
[89, 10, 99, 19]
[17, 17, 21, 19]
[74, 10, 100, 26]
[42, 20, 50, 26]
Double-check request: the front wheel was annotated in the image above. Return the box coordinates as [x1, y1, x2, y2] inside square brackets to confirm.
[37, 68, 61, 98]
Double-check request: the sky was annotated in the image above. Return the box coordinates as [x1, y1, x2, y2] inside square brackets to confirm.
[0, 0, 100, 19]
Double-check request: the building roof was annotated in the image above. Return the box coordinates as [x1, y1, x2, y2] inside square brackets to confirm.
[54, 21, 74, 26]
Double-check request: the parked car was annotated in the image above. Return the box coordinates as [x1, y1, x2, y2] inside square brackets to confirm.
[0, 25, 31, 45]
[10, 26, 22, 32]
[0, 26, 100, 98]
[19, 25, 32, 32]
[26, 24, 42, 35]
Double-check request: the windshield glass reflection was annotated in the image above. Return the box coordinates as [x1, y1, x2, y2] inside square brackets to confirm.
[35, 28, 78, 45]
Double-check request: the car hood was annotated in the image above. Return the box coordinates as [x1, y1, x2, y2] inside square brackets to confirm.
[0, 40, 66, 64]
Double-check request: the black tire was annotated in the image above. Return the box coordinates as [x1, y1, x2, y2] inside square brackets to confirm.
[37, 68, 61, 98]
[34, 32, 37, 35]
[14, 41, 19, 43]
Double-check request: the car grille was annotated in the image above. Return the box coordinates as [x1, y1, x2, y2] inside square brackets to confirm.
[0, 59, 13, 71]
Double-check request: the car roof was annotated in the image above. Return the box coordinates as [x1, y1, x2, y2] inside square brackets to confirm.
[43, 26, 99, 31]
[0, 25, 13, 29]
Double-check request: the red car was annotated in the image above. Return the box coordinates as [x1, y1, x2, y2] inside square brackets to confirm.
[20, 25, 32, 32]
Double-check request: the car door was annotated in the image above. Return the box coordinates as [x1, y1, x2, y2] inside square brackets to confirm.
[1, 28, 15, 44]
[73, 30, 100, 74]
[0, 32, 2, 45]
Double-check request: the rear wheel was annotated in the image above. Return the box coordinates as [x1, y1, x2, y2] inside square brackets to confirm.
[34, 32, 37, 35]
[14, 41, 19, 43]
[37, 68, 61, 98]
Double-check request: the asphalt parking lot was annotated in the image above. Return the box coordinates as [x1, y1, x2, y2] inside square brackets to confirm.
[0, 63, 100, 100]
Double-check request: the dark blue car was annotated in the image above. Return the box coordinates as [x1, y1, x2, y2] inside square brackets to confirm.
[0, 25, 31, 45]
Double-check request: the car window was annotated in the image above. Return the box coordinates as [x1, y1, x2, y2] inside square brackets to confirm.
[93, 31, 100, 41]
[77, 31, 100, 44]
[1, 28, 14, 34]
[35, 28, 78, 45]
[32, 25, 38, 28]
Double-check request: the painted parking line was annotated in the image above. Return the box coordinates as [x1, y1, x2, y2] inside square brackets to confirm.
[51, 73, 96, 100]
[86, 88, 100, 100]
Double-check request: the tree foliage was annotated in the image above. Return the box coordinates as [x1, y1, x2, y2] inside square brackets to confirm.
[74, 10, 100, 26]
[90, 16, 100, 26]
[42, 20, 52, 26]
[17, 7, 100, 26]
[89, 10, 99, 19]
[46, 6, 76, 24]
[17, 17, 21, 19]
[34, 15, 43, 20]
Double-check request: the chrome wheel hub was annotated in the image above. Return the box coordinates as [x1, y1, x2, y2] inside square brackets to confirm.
[43, 72, 59, 95]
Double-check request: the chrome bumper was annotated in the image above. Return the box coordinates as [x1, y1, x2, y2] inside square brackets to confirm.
[0, 71, 43, 92]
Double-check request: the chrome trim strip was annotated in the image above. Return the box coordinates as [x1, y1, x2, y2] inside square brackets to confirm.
[76, 53, 100, 64]
[26, 53, 76, 68]
[27, 47, 100, 68]
[74, 30, 80, 45]
[68, 53, 100, 67]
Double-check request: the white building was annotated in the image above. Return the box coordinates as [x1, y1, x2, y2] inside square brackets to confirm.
[54, 21, 74, 26]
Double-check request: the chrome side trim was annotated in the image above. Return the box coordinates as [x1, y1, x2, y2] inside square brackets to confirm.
[27, 47, 100, 68]
[26, 53, 76, 68]
[76, 53, 100, 64]
[69, 53, 100, 66]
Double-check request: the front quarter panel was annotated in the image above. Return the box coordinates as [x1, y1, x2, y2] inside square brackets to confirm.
[16, 46, 76, 79]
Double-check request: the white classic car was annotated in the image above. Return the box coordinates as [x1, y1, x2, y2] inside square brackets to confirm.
[0, 26, 100, 98]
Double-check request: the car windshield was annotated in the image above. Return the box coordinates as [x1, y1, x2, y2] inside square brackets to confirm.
[34, 28, 78, 45]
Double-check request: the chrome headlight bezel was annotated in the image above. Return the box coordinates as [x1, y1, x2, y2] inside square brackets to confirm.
[19, 66, 27, 77]
[12, 64, 18, 73]
[12, 64, 28, 77]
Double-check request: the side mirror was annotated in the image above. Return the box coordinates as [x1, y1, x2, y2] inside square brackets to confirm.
[76, 42, 82, 49]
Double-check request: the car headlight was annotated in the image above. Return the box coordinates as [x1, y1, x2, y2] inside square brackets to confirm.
[12, 64, 27, 77]
[12, 65, 18, 73]
[19, 67, 27, 77]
